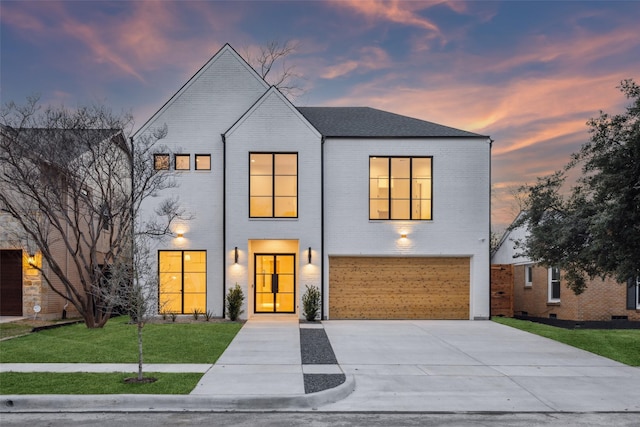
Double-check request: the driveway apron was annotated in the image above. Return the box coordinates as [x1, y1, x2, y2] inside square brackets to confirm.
[319, 320, 640, 412]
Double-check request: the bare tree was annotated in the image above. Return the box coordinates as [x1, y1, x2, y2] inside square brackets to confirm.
[243, 40, 305, 99]
[0, 96, 186, 328]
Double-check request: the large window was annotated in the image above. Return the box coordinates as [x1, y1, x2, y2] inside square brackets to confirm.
[548, 266, 561, 302]
[369, 156, 432, 220]
[250, 153, 297, 218]
[195, 154, 211, 170]
[525, 264, 533, 287]
[159, 251, 206, 314]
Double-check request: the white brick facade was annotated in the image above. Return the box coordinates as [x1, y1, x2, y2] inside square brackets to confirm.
[135, 44, 491, 320]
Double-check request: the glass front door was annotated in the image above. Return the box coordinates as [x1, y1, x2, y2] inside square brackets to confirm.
[255, 254, 295, 313]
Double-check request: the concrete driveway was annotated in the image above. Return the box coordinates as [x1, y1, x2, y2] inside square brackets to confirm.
[320, 320, 640, 412]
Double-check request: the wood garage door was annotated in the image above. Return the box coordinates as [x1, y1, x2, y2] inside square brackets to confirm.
[1, 250, 23, 316]
[329, 256, 469, 319]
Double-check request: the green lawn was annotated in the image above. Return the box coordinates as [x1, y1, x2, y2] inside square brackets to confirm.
[492, 317, 640, 366]
[0, 316, 242, 394]
[0, 316, 242, 364]
[0, 372, 202, 395]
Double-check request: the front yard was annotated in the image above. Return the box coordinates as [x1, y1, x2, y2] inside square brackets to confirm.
[0, 316, 242, 394]
[492, 316, 640, 366]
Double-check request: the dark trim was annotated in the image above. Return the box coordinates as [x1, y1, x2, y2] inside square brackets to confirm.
[133, 43, 269, 138]
[253, 253, 297, 314]
[248, 152, 299, 219]
[488, 138, 493, 317]
[321, 136, 325, 320]
[319, 135, 490, 140]
[222, 134, 226, 319]
[174, 153, 190, 170]
[368, 156, 433, 221]
[153, 153, 170, 170]
[157, 250, 207, 314]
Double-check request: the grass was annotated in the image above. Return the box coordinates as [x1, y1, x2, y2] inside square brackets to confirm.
[0, 316, 242, 394]
[0, 372, 202, 394]
[0, 322, 34, 339]
[0, 316, 242, 364]
[492, 316, 640, 366]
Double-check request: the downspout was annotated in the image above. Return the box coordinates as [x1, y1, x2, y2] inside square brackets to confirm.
[221, 134, 227, 319]
[321, 136, 326, 320]
[488, 137, 494, 320]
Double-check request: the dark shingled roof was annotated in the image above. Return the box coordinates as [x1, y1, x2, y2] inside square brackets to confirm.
[297, 107, 484, 138]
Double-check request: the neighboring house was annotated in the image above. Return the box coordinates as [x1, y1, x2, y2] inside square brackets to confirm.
[134, 44, 491, 320]
[0, 126, 127, 320]
[492, 213, 640, 322]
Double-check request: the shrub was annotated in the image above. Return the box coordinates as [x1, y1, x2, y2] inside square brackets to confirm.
[302, 285, 321, 321]
[193, 308, 201, 320]
[204, 310, 213, 321]
[226, 283, 245, 321]
[169, 313, 177, 323]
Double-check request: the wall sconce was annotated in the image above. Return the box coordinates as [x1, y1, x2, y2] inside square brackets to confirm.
[307, 247, 312, 264]
[234, 246, 239, 263]
[176, 233, 184, 238]
[27, 253, 36, 267]
[400, 233, 407, 239]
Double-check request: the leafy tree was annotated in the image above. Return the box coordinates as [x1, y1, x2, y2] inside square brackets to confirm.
[512, 79, 640, 294]
[0, 97, 186, 328]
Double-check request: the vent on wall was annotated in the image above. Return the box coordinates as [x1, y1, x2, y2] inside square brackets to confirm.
[611, 315, 628, 320]
[549, 313, 557, 319]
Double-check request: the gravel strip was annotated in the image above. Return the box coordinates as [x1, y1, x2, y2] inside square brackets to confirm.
[300, 325, 345, 394]
[300, 328, 338, 364]
[303, 373, 347, 394]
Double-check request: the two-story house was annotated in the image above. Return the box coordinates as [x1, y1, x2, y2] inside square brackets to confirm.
[134, 44, 491, 320]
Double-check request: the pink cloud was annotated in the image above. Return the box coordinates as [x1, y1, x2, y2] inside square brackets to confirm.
[329, 0, 443, 36]
[320, 46, 392, 79]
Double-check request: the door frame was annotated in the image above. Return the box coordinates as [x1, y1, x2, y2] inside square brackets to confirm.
[253, 253, 296, 314]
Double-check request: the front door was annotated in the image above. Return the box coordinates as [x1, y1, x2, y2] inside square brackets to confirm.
[255, 254, 295, 313]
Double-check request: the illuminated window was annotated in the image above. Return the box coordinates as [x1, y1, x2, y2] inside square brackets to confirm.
[159, 251, 206, 314]
[369, 157, 432, 220]
[249, 153, 297, 218]
[548, 267, 561, 302]
[175, 154, 190, 170]
[195, 154, 211, 170]
[154, 154, 170, 170]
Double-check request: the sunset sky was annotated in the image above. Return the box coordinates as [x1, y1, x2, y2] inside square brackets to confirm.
[2, 0, 638, 231]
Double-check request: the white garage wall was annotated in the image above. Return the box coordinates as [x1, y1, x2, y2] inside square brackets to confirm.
[323, 137, 491, 320]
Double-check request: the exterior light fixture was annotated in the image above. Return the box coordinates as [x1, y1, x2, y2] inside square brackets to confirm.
[27, 253, 36, 267]
[234, 247, 239, 263]
[176, 233, 184, 238]
[400, 233, 407, 239]
[308, 247, 312, 264]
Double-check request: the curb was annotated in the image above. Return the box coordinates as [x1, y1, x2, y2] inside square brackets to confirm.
[1, 374, 355, 413]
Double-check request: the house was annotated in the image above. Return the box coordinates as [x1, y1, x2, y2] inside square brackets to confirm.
[134, 44, 491, 320]
[492, 213, 640, 323]
[0, 126, 128, 321]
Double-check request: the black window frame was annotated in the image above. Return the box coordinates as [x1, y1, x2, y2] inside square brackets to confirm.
[174, 154, 190, 171]
[154, 153, 170, 171]
[549, 266, 561, 302]
[157, 250, 207, 314]
[195, 154, 211, 170]
[248, 152, 298, 219]
[369, 156, 433, 220]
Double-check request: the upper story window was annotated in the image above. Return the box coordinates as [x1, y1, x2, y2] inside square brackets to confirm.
[548, 266, 561, 302]
[175, 154, 190, 170]
[250, 153, 297, 218]
[154, 154, 169, 170]
[195, 154, 211, 170]
[525, 264, 533, 287]
[369, 156, 432, 220]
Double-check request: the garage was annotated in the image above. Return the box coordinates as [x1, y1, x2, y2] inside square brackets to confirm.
[1, 250, 23, 316]
[328, 256, 470, 319]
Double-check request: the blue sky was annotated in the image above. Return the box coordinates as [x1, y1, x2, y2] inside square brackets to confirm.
[1, 0, 638, 230]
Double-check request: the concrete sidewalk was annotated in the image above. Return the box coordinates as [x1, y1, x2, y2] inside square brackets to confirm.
[2, 319, 639, 413]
